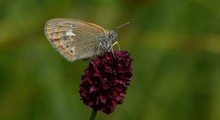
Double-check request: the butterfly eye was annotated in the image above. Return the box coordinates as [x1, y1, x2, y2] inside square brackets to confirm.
[66, 45, 69, 48]
[71, 24, 76, 28]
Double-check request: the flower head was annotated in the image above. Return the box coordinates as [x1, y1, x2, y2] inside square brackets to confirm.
[79, 51, 133, 114]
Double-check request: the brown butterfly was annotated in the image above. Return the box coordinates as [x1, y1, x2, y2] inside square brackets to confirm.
[45, 18, 131, 62]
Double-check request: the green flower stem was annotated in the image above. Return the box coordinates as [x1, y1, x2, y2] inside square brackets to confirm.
[90, 109, 97, 120]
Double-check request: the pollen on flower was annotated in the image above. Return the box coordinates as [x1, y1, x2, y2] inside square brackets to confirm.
[79, 51, 133, 114]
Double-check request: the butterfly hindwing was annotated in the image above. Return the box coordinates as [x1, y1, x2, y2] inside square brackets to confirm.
[44, 18, 108, 62]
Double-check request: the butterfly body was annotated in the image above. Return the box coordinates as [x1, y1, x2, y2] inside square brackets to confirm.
[44, 18, 118, 62]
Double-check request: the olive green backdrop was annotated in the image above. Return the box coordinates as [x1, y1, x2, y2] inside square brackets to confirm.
[1, 0, 220, 120]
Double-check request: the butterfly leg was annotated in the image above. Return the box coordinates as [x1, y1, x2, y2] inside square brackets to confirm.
[110, 41, 122, 60]
[111, 41, 120, 51]
[110, 46, 117, 60]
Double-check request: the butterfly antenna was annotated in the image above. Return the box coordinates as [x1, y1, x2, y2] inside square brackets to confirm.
[115, 22, 131, 30]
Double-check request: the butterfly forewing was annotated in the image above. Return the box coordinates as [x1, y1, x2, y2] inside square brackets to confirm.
[44, 18, 109, 62]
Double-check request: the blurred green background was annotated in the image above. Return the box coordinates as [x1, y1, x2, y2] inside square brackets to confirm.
[1, 0, 220, 120]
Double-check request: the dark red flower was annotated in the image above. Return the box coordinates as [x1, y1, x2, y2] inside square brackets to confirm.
[79, 51, 133, 114]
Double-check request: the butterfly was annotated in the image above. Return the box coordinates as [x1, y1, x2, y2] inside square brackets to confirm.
[44, 18, 120, 62]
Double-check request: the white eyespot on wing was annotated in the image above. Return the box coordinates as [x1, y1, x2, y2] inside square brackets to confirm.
[70, 47, 76, 54]
[66, 30, 76, 36]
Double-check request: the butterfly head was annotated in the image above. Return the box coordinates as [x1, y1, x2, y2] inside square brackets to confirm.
[109, 30, 119, 43]
[101, 30, 119, 51]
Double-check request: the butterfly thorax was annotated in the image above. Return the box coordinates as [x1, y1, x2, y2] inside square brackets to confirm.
[101, 30, 119, 51]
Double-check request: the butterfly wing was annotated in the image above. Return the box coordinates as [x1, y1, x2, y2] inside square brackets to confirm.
[44, 18, 109, 62]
